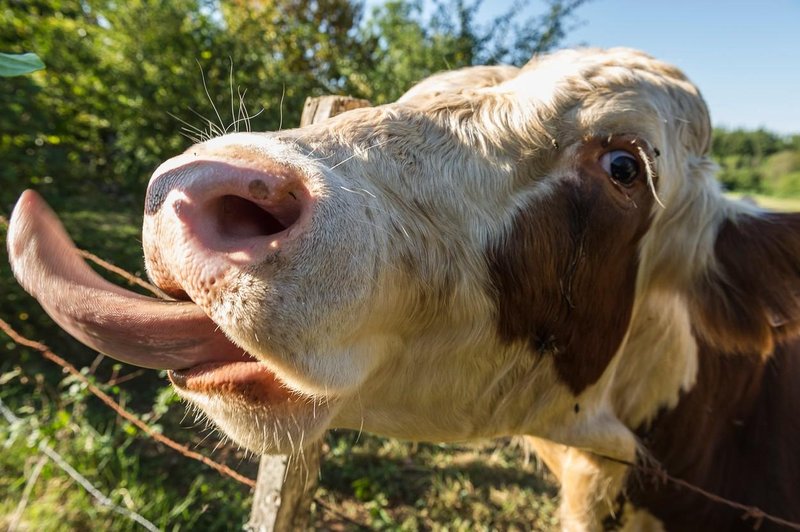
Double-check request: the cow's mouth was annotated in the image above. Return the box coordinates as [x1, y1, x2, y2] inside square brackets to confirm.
[169, 361, 295, 404]
[6, 190, 298, 404]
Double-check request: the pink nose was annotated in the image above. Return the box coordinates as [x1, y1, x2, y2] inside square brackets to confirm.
[143, 153, 312, 298]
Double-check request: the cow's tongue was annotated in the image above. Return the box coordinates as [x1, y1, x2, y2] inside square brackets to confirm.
[6, 190, 249, 370]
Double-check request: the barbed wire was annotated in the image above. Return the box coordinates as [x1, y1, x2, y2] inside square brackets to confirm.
[7, 313, 797, 531]
[0, 317, 371, 529]
[1, 220, 797, 530]
[0, 318, 257, 490]
[77, 249, 170, 298]
[0, 396, 160, 532]
[592, 452, 800, 531]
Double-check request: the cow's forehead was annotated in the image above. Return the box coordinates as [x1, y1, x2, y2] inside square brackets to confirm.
[377, 51, 711, 194]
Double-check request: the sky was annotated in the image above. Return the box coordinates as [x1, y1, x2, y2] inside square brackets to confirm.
[369, 0, 800, 134]
[557, 0, 800, 135]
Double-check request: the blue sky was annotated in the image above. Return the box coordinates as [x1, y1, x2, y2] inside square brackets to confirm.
[560, 0, 800, 134]
[368, 0, 800, 134]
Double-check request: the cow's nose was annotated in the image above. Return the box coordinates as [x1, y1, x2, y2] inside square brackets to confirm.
[142, 152, 313, 299]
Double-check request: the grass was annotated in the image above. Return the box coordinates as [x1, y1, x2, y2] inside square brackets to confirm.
[316, 435, 558, 530]
[0, 375, 558, 531]
[0, 366, 256, 531]
[726, 192, 800, 212]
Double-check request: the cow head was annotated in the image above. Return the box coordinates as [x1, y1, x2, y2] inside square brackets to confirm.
[9, 48, 800, 469]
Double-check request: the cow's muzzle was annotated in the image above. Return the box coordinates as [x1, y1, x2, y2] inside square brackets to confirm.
[142, 150, 314, 302]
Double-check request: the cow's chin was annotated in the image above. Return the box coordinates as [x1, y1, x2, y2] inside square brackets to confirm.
[168, 361, 335, 455]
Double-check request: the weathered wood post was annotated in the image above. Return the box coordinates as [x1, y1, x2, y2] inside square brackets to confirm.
[246, 95, 370, 532]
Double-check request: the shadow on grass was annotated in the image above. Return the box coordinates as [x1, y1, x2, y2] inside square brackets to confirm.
[322, 434, 557, 505]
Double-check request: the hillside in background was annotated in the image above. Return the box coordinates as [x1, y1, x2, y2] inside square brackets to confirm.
[713, 128, 800, 197]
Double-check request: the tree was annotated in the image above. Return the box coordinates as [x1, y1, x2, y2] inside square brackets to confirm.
[0, 0, 369, 208]
[358, 0, 587, 103]
[711, 127, 800, 194]
[0, 0, 588, 207]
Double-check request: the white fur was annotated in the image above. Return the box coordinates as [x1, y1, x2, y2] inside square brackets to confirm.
[144, 48, 741, 529]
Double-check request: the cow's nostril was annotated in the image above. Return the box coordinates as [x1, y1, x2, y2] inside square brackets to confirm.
[145, 154, 314, 282]
[215, 195, 293, 238]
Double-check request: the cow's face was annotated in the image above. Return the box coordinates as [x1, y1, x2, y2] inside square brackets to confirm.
[133, 48, 711, 453]
[20, 48, 788, 459]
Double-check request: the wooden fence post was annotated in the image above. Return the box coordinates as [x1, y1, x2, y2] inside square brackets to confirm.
[299, 95, 371, 126]
[246, 95, 371, 532]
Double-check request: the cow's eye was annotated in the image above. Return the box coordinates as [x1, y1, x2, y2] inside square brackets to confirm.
[600, 150, 640, 186]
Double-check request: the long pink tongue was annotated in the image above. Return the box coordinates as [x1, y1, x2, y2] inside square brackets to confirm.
[6, 190, 249, 370]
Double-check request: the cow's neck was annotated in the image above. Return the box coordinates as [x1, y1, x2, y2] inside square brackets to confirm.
[609, 292, 699, 431]
[625, 335, 800, 530]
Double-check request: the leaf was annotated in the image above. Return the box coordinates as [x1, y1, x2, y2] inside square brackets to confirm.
[54, 409, 71, 430]
[0, 369, 21, 385]
[0, 52, 45, 77]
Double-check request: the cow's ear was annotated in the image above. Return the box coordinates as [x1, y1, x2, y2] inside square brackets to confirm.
[691, 211, 800, 355]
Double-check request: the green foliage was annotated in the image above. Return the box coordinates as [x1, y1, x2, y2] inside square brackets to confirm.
[712, 127, 784, 160]
[770, 171, 800, 198]
[755, 150, 800, 197]
[0, 0, 586, 212]
[0, 0, 369, 211]
[712, 127, 800, 196]
[0, 52, 44, 76]
[358, 0, 586, 103]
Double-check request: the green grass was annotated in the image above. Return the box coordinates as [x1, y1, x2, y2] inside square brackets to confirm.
[0, 376, 558, 531]
[316, 435, 558, 530]
[0, 368, 256, 531]
[726, 192, 800, 212]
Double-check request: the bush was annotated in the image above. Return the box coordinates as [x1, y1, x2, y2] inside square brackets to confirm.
[768, 171, 800, 198]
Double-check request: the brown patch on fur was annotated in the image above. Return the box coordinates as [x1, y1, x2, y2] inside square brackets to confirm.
[488, 136, 655, 394]
[628, 336, 800, 530]
[692, 212, 800, 356]
[248, 179, 270, 200]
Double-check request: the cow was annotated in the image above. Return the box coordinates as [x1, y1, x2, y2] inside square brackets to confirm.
[7, 48, 800, 531]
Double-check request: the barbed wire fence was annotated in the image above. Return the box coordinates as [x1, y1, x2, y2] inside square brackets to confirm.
[0, 313, 363, 530]
[3, 174, 800, 531]
[0, 210, 255, 530]
[0, 396, 160, 532]
[0, 317, 258, 489]
[6, 259, 800, 531]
